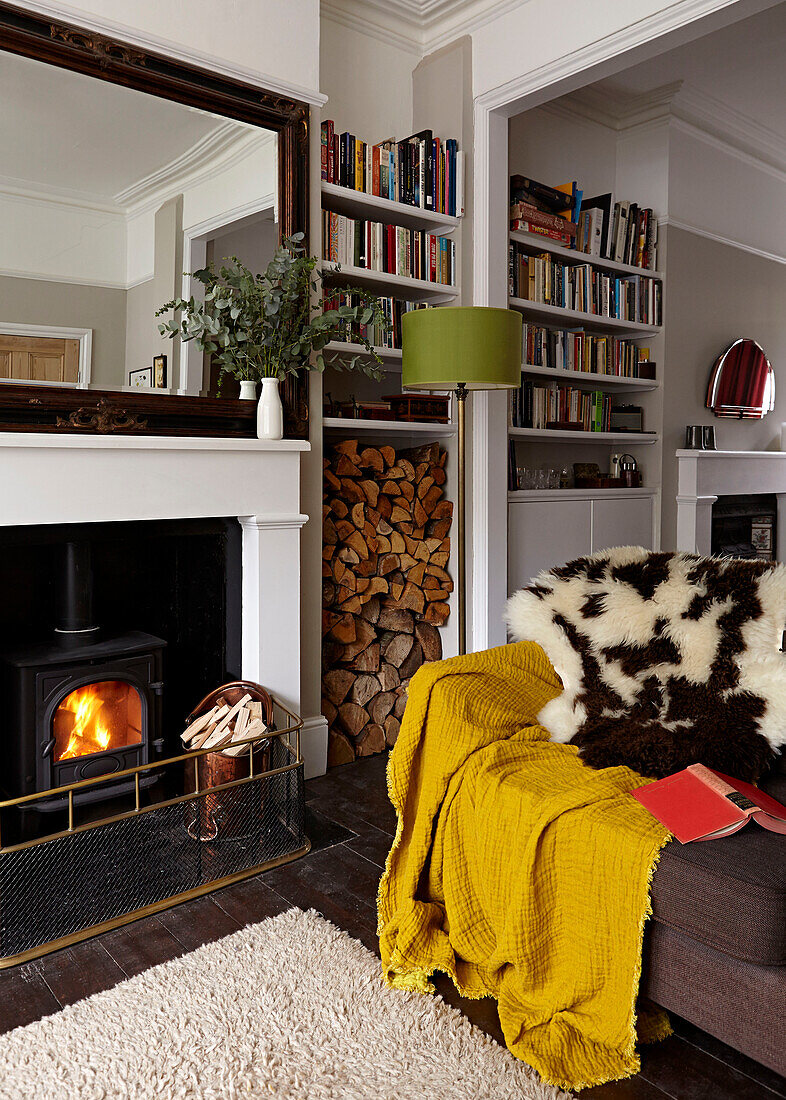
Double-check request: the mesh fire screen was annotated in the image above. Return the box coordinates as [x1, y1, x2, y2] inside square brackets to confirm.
[0, 737, 305, 963]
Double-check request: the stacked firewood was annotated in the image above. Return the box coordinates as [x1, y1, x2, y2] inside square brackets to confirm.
[180, 694, 268, 757]
[322, 439, 453, 764]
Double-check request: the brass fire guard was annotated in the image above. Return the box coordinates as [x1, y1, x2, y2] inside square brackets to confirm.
[0, 698, 309, 968]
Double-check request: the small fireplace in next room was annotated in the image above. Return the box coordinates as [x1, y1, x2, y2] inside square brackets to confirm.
[711, 494, 777, 561]
[1, 541, 165, 811]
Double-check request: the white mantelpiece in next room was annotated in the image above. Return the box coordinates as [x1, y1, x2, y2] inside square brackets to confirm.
[0, 432, 326, 777]
[676, 449, 786, 558]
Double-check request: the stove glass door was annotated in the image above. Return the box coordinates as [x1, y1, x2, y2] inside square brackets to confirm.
[52, 680, 143, 763]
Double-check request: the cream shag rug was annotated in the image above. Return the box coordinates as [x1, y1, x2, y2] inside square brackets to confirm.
[0, 908, 572, 1100]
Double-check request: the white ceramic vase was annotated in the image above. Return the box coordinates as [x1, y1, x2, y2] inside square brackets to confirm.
[239, 380, 257, 401]
[257, 376, 284, 440]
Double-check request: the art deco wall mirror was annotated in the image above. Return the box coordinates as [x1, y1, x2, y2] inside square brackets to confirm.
[0, 2, 309, 436]
[706, 338, 774, 420]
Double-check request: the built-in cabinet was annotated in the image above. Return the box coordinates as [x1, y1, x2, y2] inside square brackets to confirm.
[508, 488, 657, 590]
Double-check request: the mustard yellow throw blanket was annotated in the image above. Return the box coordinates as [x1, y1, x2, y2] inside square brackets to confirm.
[378, 642, 672, 1092]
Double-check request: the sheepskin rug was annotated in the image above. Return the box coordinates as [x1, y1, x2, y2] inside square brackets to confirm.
[0, 908, 571, 1100]
[505, 547, 786, 780]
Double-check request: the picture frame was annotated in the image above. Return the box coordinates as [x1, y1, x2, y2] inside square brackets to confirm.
[153, 354, 167, 389]
[129, 367, 153, 389]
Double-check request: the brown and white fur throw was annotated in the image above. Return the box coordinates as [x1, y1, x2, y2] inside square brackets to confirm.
[504, 547, 786, 781]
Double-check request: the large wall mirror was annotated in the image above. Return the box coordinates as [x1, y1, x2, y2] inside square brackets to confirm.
[0, 5, 308, 435]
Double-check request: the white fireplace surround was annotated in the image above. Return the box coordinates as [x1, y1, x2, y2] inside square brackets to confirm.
[0, 432, 326, 776]
[676, 449, 786, 558]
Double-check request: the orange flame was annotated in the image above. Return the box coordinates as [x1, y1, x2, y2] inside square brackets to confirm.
[58, 685, 114, 760]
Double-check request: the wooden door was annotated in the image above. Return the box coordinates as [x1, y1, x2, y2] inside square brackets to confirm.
[0, 334, 80, 384]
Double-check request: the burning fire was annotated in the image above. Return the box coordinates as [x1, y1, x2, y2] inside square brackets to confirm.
[58, 684, 113, 760]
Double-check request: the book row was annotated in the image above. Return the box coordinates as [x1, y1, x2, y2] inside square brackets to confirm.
[321, 121, 464, 217]
[322, 292, 428, 350]
[323, 212, 456, 287]
[523, 324, 653, 379]
[511, 381, 613, 433]
[510, 174, 658, 270]
[509, 247, 662, 326]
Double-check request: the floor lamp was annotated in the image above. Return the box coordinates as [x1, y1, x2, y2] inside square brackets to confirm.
[401, 307, 522, 655]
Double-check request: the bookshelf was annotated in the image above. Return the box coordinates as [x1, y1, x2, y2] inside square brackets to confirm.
[510, 229, 665, 280]
[508, 297, 660, 337]
[509, 427, 658, 445]
[521, 363, 659, 392]
[509, 486, 658, 502]
[323, 341, 402, 369]
[321, 261, 458, 304]
[323, 417, 455, 441]
[322, 182, 460, 235]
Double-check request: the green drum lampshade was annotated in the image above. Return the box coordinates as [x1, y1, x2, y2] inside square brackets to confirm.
[401, 306, 522, 390]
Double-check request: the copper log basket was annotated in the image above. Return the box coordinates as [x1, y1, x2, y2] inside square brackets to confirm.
[0, 693, 309, 969]
[183, 680, 275, 842]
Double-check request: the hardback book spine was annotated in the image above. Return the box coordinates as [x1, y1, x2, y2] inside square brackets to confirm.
[418, 139, 426, 209]
[510, 220, 574, 245]
[511, 203, 578, 235]
[510, 174, 572, 212]
[445, 141, 453, 218]
[372, 145, 381, 198]
[339, 132, 349, 187]
[646, 214, 658, 271]
[355, 140, 363, 192]
[614, 201, 630, 262]
[321, 120, 333, 182]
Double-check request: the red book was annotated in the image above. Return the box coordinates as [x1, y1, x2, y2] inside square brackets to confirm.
[510, 219, 575, 245]
[632, 764, 786, 843]
[511, 201, 578, 235]
[372, 145, 381, 198]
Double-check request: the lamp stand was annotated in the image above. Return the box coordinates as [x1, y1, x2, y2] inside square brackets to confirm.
[455, 382, 467, 656]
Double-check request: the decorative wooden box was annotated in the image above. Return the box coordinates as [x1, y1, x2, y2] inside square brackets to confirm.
[384, 394, 450, 423]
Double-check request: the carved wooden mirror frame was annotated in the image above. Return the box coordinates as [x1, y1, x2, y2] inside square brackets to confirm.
[0, 2, 310, 438]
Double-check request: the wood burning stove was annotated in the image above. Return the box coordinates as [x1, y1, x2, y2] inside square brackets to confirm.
[1, 542, 165, 810]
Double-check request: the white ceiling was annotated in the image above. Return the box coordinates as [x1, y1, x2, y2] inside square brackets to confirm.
[577, 3, 786, 143]
[0, 49, 262, 208]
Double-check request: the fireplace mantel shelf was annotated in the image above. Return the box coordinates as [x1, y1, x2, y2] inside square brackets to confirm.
[676, 448, 786, 556]
[676, 449, 786, 459]
[0, 432, 309, 453]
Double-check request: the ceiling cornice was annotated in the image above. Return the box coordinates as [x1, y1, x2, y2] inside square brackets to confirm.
[115, 124, 273, 212]
[550, 79, 786, 178]
[320, 0, 527, 56]
[0, 127, 275, 237]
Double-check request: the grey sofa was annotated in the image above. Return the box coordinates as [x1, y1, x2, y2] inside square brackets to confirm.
[641, 760, 785, 1076]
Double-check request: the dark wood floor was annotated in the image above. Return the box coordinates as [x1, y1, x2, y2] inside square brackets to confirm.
[1, 753, 783, 1100]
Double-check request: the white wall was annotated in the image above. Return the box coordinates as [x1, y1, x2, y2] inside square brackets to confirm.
[668, 122, 786, 259]
[0, 193, 126, 287]
[471, 0, 776, 102]
[509, 106, 618, 198]
[320, 14, 416, 139]
[20, 0, 321, 98]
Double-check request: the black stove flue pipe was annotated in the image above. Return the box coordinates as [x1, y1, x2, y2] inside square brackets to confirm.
[55, 540, 100, 647]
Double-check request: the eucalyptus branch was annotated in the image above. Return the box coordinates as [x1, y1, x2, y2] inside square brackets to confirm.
[156, 234, 389, 387]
